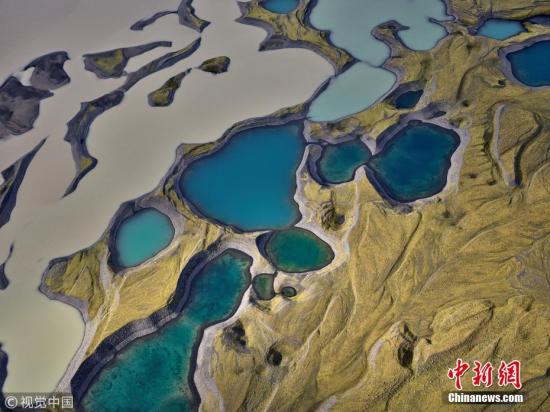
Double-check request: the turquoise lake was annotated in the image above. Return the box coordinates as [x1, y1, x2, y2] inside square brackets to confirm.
[265, 227, 334, 273]
[308, 0, 448, 121]
[82, 251, 251, 412]
[179, 122, 305, 232]
[309, 0, 448, 62]
[506, 40, 550, 87]
[114, 208, 174, 268]
[476, 19, 525, 40]
[317, 139, 371, 184]
[394, 89, 423, 109]
[368, 122, 460, 202]
[261, 0, 299, 14]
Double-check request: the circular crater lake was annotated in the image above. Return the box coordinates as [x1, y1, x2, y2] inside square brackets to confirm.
[113, 208, 175, 268]
[506, 40, 550, 87]
[81, 250, 251, 412]
[367, 121, 460, 203]
[317, 139, 371, 184]
[264, 227, 334, 273]
[179, 122, 305, 232]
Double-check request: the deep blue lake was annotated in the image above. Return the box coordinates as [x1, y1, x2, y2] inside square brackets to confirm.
[114, 208, 174, 268]
[82, 250, 251, 412]
[368, 122, 460, 202]
[317, 139, 371, 184]
[506, 40, 550, 86]
[394, 89, 423, 109]
[476, 19, 525, 40]
[261, 0, 299, 14]
[528, 15, 550, 26]
[179, 123, 305, 232]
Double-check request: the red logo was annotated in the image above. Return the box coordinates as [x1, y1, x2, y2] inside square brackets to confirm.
[448, 359, 521, 390]
[472, 361, 493, 387]
[498, 360, 522, 390]
[448, 358, 470, 390]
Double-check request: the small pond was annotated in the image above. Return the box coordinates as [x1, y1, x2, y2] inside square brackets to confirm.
[113, 208, 174, 268]
[252, 273, 276, 300]
[394, 89, 423, 109]
[476, 19, 525, 40]
[317, 139, 371, 184]
[264, 227, 334, 273]
[261, 0, 300, 14]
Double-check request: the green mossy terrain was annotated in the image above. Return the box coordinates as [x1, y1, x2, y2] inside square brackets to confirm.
[148, 69, 192, 107]
[198, 56, 231, 74]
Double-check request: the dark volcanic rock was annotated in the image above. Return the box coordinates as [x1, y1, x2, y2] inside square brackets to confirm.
[0, 77, 52, 138]
[0, 139, 46, 229]
[0, 345, 7, 404]
[131, 10, 177, 31]
[64, 91, 125, 195]
[24, 51, 71, 90]
[0, 245, 13, 290]
[0, 262, 7, 290]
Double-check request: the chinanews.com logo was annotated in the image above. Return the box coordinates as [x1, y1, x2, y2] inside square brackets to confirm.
[446, 359, 524, 404]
